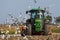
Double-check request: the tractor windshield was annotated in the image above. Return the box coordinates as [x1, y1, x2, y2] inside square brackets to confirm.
[31, 12, 43, 19]
[31, 12, 36, 18]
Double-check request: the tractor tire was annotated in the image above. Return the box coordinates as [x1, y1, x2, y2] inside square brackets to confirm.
[26, 24, 32, 35]
[26, 19, 32, 35]
[44, 24, 48, 35]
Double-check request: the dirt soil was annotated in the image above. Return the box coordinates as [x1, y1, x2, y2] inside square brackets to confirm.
[0, 33, 60, 40]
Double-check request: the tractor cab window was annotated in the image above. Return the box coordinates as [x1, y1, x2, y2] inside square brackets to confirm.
[31, 12, 36, 18]
[35, 14, 40, 18]
[31, 12, 43, 19]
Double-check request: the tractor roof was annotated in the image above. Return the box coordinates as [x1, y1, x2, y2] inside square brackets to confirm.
[29, 8, 45, 13]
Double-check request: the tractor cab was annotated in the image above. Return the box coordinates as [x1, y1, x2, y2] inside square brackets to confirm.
[26, 8, 45, 19]
[26, 8, 48, 35]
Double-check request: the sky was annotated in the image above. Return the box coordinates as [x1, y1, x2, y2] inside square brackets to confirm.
[0, 0, 60, 24]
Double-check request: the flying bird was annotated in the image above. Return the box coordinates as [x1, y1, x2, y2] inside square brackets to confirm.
[34, 0, 37, 3]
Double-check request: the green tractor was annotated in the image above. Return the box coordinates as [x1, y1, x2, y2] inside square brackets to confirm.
[26, 8, 49, 35]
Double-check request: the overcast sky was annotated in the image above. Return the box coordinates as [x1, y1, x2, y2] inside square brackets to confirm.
[0, 0, 60, 24]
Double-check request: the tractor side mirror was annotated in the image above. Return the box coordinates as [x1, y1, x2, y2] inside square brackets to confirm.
[26, 11, 29, 14]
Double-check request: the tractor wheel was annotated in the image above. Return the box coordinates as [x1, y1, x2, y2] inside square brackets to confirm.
[26, 24, 32, 35]
[26, 19, 32, 35]
[44, 24, 48, 35]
